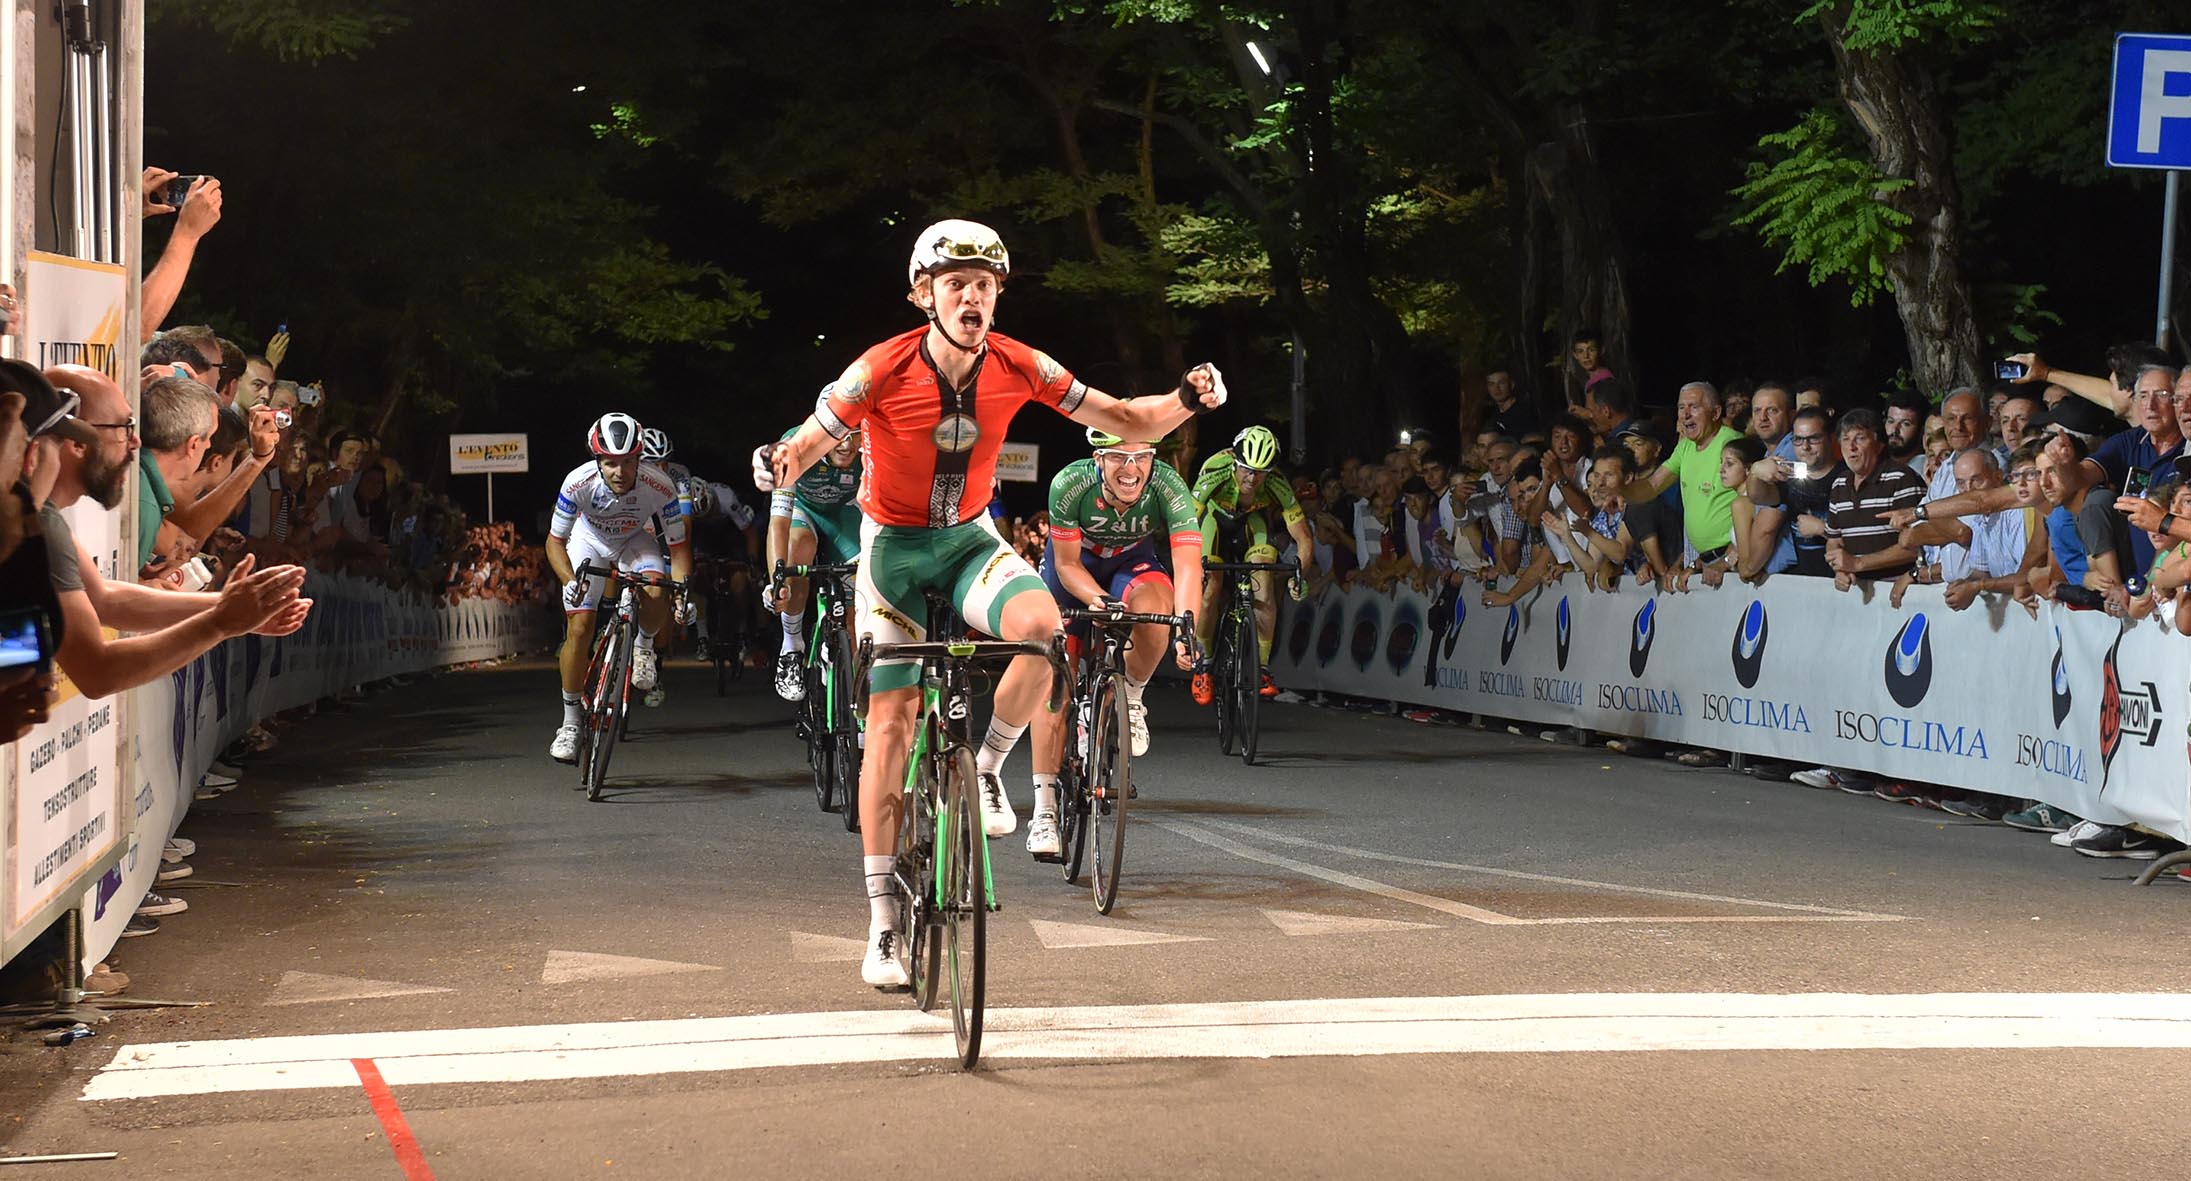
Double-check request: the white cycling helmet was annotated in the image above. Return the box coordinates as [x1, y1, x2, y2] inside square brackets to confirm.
[907, 219, 1010, 288]
[589, 412, 643, 458]
[689, 481, 717, 519]
[640, 427, 672, 462]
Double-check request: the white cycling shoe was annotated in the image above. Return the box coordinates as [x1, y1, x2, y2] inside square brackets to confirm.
[978, 772, 1017, 838]
[861, 927, 911, 989]
[631, 647, 660, 692]
[774, 651, 806, 701]
[1127, 697, 1150, 757]
[1026, 810, 1061, 857]
[549, 724, 580, 764]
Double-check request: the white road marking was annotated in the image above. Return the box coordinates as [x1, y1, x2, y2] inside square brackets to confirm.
[263, 972, 453, 1007]
[789, 932, 868, 963]
[540, 950, 722, 986]
[1262, 909, 1439, 937]
[84, 992, 2191, 1099]
[1153, 818, 1904, 925]
[1028, 919, 1209, 950]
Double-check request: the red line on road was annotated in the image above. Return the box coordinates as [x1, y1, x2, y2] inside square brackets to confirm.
[352, 1058, 435, 1180]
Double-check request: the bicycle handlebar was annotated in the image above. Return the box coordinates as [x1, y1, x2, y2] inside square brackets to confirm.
[768, 557, 860, 603]
[1202, 559, 1300, 574]
[1063, 605, 1201, 664]
[574, 561, 688, 594]
[851, 630, 1073, 722]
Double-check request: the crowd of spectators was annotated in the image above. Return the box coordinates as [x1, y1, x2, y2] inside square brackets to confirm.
[1270, 329, 2191, 865]
[1, 167, 550, 994]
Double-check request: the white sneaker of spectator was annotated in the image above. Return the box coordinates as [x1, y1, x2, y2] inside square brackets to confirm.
[2050, 819, 2104, 848]
[136, 892, 187, 918]
[161, 837, 194, 863]
[156, 861, 192, 882]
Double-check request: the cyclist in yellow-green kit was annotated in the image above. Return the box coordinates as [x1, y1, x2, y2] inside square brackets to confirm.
[1189, 425, 1312, 704]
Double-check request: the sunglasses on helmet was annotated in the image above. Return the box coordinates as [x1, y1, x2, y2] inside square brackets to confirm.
[932, 236, 1007, 263]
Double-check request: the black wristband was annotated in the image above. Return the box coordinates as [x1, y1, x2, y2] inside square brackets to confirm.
[1177, 376, 1212, 415]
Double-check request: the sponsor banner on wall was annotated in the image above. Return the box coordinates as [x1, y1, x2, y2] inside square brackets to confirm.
[449, 433, 531, 474]
[1271, 578, 2189, 842]
[2, 253, 131, 959]
[996, 442, 1040, 482]
[67, 577, 552, 972]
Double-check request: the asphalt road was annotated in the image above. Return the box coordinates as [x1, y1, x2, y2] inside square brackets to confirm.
[6, 656, 2191, 1178]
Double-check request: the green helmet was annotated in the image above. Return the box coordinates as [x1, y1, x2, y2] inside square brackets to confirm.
[1086, 425, 1123, 448]
[1233, 425, 1280, 471]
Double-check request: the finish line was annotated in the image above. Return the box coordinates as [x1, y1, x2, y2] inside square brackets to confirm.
[83, 992, 2191, 1100]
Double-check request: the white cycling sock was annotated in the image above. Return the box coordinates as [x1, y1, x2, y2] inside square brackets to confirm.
[976, 718, 1026, 777]
[560, 693, 582, 728]
[1124, 673, 1148, 704]
[783, 611, 807, 653]
[864, 855, 899, 933]
[636, 629, 656, 653]
[1032, 773, 1060, 816]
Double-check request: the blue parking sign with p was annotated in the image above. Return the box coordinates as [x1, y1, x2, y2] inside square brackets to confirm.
[2109, 34, 2191, 170]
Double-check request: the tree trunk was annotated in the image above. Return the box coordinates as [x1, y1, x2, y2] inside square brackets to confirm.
[1526, 108, 1633, 408]
[1820, 10, 1981, 398]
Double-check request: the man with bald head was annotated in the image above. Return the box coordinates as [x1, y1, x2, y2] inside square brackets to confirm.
[36, 363, 312, 700]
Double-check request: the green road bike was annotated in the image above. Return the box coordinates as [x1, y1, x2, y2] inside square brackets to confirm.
[772, 559, 862, 829]
[854, 597, 1068, 1069]
[1201, 558, 1296, 767]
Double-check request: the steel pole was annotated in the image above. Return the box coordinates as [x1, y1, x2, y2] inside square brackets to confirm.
[1289, 332, 1307, 465]
[2159, 170, 2180, 352]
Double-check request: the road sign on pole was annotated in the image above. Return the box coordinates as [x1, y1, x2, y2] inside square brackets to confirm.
[2107, 33, 2191, 350]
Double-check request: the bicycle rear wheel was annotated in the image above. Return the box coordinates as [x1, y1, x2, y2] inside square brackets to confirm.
[907, 731, 943, 1012]
[1088, 673, 1130, 914]
[832, 628, 862, 833]
[1240, 607, 1261, 767]
[574, 622, 615, 789]
[942, 746, 987, 1068]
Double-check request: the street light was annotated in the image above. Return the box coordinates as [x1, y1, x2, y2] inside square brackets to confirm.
[1245, 40, 1274, 77]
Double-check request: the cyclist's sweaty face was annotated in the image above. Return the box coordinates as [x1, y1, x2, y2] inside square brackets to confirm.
[1097, 447, 1155, 505]
[1234, 464, 1267, 498]
[923, 267, 1000, 347]
[827, 432, 860, 468]
[598, 451, 638, 494]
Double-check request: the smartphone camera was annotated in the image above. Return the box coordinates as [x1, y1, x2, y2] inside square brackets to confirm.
[162, 175, 203, 209]
[1790, 461, 1811, 480]
[0, 608, 53, 672]
[2126, 467, 2155, 497]
[1994, 360, 2029, 382]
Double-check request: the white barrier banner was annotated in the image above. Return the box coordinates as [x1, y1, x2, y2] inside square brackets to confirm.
[1271, 578, 2190, 842]
[1, 253, 131, 958]
[72, 576, 551, 970]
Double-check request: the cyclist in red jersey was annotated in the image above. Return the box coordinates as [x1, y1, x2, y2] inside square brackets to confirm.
[760, 219, 1224, 987]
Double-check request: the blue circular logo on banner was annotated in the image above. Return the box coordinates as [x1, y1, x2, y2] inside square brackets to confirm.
[1730, 599, 1768, 688]
[1629, 598, 1658, 678]
[1884, 612, 1934, 708]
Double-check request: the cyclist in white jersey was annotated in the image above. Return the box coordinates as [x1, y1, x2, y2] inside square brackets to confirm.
[545, 413, 692, 762]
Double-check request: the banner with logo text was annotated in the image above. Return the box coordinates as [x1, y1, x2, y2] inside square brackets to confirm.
[0, 575, 550, 975]
[1272, 579, 2189, 842]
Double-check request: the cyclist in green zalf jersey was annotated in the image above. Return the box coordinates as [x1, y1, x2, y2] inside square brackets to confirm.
[1014, 420, 1201, 859]
[545, 413, 691, 763]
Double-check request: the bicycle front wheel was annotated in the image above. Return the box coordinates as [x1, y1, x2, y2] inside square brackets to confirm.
[943, 746, 987, 1068]
[586, 621, 630, 801]
[1240, 607, 1261, 767]
[1214, 620, 1238, 756]
[1088, 674, 1130, 914]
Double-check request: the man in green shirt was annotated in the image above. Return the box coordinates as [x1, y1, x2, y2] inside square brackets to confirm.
[1622, 381, 1740, 572]
[136, 375, 218, 572]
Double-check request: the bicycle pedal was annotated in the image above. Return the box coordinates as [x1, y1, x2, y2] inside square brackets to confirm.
[1030, 851, 1065, 865]
[644, 688, 666, 708]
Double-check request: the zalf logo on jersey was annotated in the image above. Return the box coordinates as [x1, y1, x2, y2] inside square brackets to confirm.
[1882, 613, 1933, 708]
[1730, 599, 1768, 689]
[1628, 598, 1657, 679]
[1554, 596, 1572, 670]
[1499, 605, 1521, 666]
[2049, 627, 2072, 729]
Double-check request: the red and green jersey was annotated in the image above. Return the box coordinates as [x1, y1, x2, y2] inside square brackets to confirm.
[816, 327, 1085, 527]
[1046, 458, 1200, 556]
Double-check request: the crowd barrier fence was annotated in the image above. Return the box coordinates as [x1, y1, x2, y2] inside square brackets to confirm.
[1270, 577, 2189, 843]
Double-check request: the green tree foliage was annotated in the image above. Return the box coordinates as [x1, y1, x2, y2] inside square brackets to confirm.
[1732, 108, 1914, 307]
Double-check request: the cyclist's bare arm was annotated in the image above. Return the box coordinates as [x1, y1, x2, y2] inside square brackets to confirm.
[546, 534, 576, 585]
[769, 417, 837, 489]
[668, 538, 693, 587]
[1050, 533, 1110, 606]
[1286, 518, 1315, 561]
[1169, 538, 1205, 619]
[1066, 365, 1224, 440]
